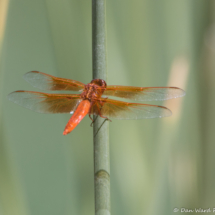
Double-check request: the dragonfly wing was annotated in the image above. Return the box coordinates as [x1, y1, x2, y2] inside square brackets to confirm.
[8, 91, 82, 113]
[23, 71, 85, 91]
[90, 98, 171, 119]
[103, 86, 185, 101]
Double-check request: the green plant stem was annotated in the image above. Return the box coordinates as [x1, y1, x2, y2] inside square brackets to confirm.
[92, 0, 110, 215]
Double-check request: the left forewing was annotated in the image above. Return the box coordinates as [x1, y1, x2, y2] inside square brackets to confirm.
[103, 86, 185, 101]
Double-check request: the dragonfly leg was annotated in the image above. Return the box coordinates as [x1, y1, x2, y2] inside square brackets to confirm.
[94, 118, 109, 138]
[95, 102, 112, 122]
[89, 114, 94, 122]
[89, 114, 95, 127]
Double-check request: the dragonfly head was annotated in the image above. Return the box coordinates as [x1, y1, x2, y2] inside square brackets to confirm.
[91, 79, 107, 88]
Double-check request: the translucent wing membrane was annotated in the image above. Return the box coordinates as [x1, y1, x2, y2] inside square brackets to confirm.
[103, 86, 185, 101]
[90, 98, 172, 119]
[7, 91, 82, 113]
[23, 71, 85, 91]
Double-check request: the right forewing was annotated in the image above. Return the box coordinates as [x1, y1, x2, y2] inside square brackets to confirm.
[23, 71, 85, 91]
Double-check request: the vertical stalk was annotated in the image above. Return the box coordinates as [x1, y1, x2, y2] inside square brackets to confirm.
[92, 0, 110, 215]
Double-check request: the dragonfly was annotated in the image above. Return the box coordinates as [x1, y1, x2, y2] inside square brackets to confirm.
[8, 71, 185, 135]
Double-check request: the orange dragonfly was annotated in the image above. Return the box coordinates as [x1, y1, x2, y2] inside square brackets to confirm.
[8, 71, 185, 135]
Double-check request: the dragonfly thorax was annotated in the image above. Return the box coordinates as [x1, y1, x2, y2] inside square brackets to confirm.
[81, 79, 106, 101]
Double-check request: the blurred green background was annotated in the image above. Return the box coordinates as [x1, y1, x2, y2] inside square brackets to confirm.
[1, 0, 215, 214]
